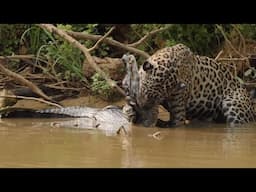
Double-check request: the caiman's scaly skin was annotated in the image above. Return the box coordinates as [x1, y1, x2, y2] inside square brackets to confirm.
[0, 105, 130, 135]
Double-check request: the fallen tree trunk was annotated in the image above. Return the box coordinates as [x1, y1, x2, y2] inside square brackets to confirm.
[83, 57, 125, 81]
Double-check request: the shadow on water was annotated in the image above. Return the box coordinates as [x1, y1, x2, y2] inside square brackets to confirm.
[1, 117, 256, 168]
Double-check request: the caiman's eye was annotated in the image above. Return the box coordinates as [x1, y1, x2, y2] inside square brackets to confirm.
[142, 61, 153, 72]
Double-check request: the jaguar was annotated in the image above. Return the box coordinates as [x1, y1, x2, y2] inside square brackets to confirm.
[136, 43, 256, 127]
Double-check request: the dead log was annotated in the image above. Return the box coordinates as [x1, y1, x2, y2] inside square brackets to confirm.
[0, 59, 59, 105]
[83, 57, 125, 81]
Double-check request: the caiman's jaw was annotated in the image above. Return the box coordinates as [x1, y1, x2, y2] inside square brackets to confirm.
[122, 53, 159, 127]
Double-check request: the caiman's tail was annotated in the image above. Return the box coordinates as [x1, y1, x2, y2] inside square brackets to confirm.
[0, 106, 100, 118]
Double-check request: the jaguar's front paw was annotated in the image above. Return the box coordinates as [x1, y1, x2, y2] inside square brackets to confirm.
[156, 119, 172, 128]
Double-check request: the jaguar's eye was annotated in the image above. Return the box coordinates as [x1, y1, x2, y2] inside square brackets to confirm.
[142, 61, 153, 72]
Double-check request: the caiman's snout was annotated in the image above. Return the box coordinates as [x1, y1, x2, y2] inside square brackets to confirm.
[121, 54, 131, 66]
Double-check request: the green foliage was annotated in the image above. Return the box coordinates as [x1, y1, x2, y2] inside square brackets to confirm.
[44, 41, 85, 81]
[130, 24, 167, 53]
[4, 23, 256, 100]
[123, 24, 228, 57]
[90, 73, 115, 100]
[237, 24, 256, 40]
[163, 24, 229, 56]
[21, 24, 85, 81]
[0, 24, 30, 55]
[20, 25, 51, 54]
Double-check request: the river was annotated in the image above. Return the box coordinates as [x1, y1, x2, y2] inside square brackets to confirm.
[0, 118, 256, 168]
[0, 97, 256, 168]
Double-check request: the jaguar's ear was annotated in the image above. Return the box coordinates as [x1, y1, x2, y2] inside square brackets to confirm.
[142, 61, 153, 72]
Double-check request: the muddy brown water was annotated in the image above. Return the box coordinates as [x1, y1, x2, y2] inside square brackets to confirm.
[1, 97, 256, 168]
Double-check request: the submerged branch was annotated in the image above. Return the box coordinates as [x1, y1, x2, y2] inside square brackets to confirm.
[0, 95, 62, 108]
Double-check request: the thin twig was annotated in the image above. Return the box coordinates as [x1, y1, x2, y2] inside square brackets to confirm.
[148, 131, 162, 140]
[216, 57, 249, 61]
[216, 25, 244, 57]
[0, 54, 49, 64]
[37, 24, 126, 96]
[0, 95, 63, 108]
[128, 26, 170, 47]
[44, 84, 87, 91]
[0, 54, 60, 82]
[0, 59, 56, 103]
[65, 30, 150, 58]
[88, 26, 115, 52]
[48, 81, 68, 86]
[243, 82, 256, 87]
[214, 50, 223, 60]
[231, 24, 246, 54]
[0, 55, 35, 60]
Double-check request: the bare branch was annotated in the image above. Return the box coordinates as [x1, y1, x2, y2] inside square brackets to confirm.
[0, 54, 60, 82]
[216, 24, 244, 57]
[65, 30, 150, 58]
[214, 50, 223, 60]
[231, 24, 246, 54]
[37, 24, 126, 96]
[243, 82, 256, 87]
[0, 95, 62, 108]
[0, 55, 35, 60]
[128, 26, 170, 47]
[0, 59, 57, 103]
[216, 57, 249, 61]
[44, 84, 87, 91]
[0, 55, 49, 65]
[88, 26, 115, 52]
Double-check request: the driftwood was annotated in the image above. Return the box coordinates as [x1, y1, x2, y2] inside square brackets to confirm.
[216, 25, 244, 58]
[0, 55, 35, 60]
[0, 59, 59, 104]
[66, 26, 170, 58]
[214, 50, 224, 60]
[66, 30, 150, 59]
[128, 26, 171, 47]
[38, 24, 126, 97]
[88, 26, 116, 52]
[0, 95, 62, 108]
[83, 56, 125, 81]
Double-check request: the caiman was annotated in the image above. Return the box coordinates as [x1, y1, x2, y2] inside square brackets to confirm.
[0, 54, 158, 135]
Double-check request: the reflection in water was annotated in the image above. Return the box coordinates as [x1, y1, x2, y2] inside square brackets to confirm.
[0, 118, 256, 167]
